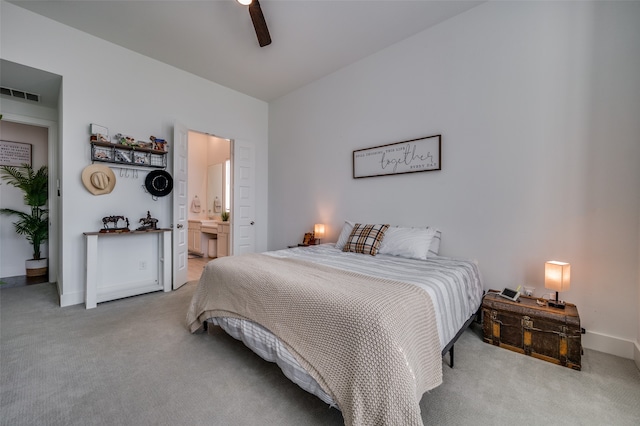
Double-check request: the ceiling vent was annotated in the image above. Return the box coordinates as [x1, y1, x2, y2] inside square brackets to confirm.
[0, 86, 41, 103]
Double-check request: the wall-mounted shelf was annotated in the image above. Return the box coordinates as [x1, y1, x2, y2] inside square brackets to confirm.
[90, 141, 167, 169]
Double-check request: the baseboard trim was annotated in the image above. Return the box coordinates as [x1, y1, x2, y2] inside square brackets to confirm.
[56, 281, 62, 306]
[582, 331, 635, 359]
[634, 340, 640, 371]
[59, 290, 84, 307]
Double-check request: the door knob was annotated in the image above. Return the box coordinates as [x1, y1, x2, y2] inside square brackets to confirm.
[177, 224, 184, 229]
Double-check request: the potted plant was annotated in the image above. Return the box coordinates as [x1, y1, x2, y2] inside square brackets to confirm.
[0, 163, 49, 277]
[220, 210, 230, 222]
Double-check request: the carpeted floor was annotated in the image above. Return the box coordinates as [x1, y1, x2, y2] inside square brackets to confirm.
[1, 282, 639, 426]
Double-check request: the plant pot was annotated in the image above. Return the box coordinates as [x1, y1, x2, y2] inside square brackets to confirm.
[26, 258, 48, 277]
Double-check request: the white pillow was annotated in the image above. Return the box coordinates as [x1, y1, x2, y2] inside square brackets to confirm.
[379, 227, 437, 260]
[427, 228, 441, 257]
[334, 220, 355, 250]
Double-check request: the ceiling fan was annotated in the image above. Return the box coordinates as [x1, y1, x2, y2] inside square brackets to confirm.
[237, 0, 272, 47]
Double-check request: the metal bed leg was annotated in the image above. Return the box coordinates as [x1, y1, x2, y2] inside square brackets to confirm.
[442, 310, 478, 368]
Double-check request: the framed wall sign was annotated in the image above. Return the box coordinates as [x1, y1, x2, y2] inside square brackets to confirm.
[353, 134, 441, 179]
[0, 140, 32, 167]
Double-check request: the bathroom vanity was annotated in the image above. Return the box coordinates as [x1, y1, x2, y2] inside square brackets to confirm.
[188, 220, 230, 258]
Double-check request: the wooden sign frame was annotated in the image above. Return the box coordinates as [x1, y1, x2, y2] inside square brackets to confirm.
[353, 134, 441, 179]
[0, 140, 32, 167]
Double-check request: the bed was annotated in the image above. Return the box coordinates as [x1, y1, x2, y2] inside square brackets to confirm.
[186, 224, 483, 426]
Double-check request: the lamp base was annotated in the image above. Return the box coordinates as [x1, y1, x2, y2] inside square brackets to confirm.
[547, 299, 566, 309]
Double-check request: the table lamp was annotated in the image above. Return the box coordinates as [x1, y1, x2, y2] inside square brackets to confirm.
[313, 224, 325, 245]
[545, 261, 570, 309]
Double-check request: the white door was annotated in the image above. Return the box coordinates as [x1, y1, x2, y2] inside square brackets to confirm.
[172, 122, 189, 289]
[232, 140, 256, 255]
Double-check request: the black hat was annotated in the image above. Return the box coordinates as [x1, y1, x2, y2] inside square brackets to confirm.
[145, 170, 173, 197]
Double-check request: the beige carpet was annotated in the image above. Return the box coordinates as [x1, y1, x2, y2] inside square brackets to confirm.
[1, 282, 639, 425]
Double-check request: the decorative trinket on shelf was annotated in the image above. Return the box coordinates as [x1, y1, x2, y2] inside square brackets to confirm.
[150, 135, 167, 151]
[135, 141, 154, 150]
[302, 232, 314, 246]
[90, 133, 109, 142]
[137, 211, 159, 231]
[114, 133, 136, 146]
[100, 215, 130, 233]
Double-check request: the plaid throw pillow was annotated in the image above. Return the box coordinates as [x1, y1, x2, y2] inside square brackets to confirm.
[342, 223, 390, 256]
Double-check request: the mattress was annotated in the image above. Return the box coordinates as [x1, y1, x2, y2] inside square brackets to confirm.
[205, 244, 484, 410]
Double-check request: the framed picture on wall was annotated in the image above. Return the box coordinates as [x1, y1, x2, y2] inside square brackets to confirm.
[0, 140, 32, 167]
[353, 134, 441, 179]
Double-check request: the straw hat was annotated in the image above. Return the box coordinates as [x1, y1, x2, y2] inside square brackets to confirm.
[82, 164, 116, 195]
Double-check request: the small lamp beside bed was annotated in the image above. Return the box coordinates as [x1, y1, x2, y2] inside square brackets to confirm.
[313, 223, 325, 244]
[545, 260, 571, 309]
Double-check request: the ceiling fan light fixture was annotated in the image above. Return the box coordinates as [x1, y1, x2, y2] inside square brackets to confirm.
[236, 0, 271, 47]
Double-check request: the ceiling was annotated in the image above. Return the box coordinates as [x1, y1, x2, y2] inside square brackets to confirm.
[5, 0, 483, 103]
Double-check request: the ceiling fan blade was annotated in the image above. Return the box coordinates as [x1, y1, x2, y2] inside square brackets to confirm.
[248, 0, 271, 47]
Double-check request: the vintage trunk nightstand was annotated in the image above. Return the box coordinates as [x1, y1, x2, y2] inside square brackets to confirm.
[482, 291, 582, 370]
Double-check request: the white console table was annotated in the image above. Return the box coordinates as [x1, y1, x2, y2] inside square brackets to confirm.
[84, 228, 172, 309]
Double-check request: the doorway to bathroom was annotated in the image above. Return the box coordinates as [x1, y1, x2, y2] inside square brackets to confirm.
[186, 131, 231, 282]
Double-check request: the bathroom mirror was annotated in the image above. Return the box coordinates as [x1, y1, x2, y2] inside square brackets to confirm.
[207, 163, 223, 219]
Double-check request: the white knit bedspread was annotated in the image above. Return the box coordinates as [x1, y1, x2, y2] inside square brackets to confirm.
[267, 244, 484, 349]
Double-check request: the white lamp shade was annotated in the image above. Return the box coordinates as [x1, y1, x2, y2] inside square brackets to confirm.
[545, 261, 571, 292]
[237, 0, 253, 5]
[314, 224, 325, 239]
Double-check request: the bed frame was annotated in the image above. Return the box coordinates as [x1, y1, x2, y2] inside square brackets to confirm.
[442, 293, 484, 368]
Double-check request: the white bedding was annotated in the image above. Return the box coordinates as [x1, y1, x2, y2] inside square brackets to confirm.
[205, 244, 483, 410]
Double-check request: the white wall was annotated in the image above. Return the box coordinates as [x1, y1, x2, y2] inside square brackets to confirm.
[0, 120, 48, 277]
[1, 1, 269, 306]
[269, 1, 640, 357]
[637, 214, 640, 369]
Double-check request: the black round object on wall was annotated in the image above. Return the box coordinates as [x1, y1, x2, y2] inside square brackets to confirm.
[145, 170, 173, 197]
